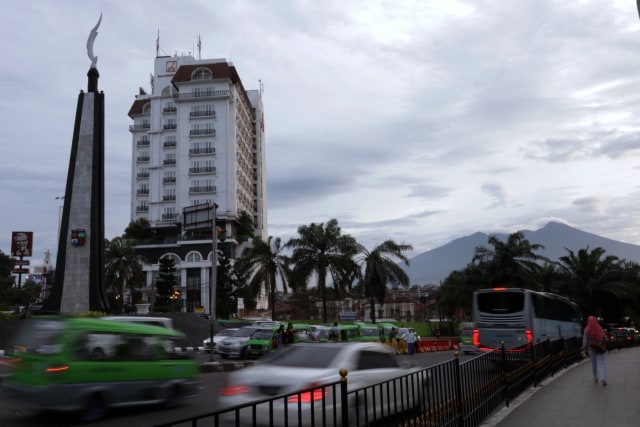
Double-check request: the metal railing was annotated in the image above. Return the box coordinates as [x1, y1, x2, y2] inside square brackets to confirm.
[155, 337, 583, 427]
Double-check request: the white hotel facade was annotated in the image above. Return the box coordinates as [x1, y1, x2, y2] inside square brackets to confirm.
[128, 54, 267, 313]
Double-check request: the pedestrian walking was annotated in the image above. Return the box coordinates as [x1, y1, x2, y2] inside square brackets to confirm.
[405, 329, 416, 355]
[582, 315, 608, 386]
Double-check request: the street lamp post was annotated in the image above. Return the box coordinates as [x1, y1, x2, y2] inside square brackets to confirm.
[209, 203, 218, 362]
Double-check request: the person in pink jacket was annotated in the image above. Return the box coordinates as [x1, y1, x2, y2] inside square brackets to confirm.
[582, 316, 608, 386]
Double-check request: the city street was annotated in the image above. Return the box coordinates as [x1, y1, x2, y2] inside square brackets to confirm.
[0, 349, 464, 427]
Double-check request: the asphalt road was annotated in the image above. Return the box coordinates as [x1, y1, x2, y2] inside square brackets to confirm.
[0, 350, 467, 427]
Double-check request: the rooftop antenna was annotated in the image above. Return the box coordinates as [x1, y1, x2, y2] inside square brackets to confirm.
[156, 30, 160, 57]
[259, 79, 264, 95]
[197, 34, 202, 60]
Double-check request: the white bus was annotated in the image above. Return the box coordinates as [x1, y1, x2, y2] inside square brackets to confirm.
[472, 288, 582, 352]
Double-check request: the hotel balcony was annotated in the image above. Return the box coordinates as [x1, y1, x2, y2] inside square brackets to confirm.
[189, 186, 216, 194]
[129, 123, 150, 132]
[189, 128, 216, 137]
[189, 147, 215, 156]
[189, 166, 216, 175]
[190, 111, 216, 119]
[175, 89, 230, 100]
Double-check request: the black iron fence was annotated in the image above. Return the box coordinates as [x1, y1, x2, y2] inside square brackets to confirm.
[157, 337, 583, 427]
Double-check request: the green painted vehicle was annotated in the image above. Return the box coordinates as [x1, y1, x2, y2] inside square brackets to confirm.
[246, 325, 280, 358]
[378, 322, 401, 343]
[459, 323, 477, 354]
[337, 324, 361, 342]
[309, 325, 331, 342]
[355, 322, 381, 342]
[1, 317, 199, 422]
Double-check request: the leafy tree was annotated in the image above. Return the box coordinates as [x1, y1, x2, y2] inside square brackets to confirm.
[154, 257, 178, 313]
[439, 265, 480, 320]
[472, 231, 548, 289]
[236, 210, 256, 242]
[237, 236, 290, 320]
[555, 246, 635, 321]
[0, 250, 15, 309]
[216, 254, 241, 319]
[287, 219, 357, 323]
[123, 218, 153, 241]
[104, 237, 145, 313]
[354, 240, 413, 323]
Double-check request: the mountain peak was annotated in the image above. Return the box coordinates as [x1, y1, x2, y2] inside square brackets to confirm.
[404, 222, 640, 285]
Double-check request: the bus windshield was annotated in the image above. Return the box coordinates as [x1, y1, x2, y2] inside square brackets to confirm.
[476, 291, 524, 315]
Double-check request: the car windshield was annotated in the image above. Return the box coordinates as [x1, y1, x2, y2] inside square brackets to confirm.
[316, 329, 330, 339]
[235, 327, 257, 337]
[219, 329, 238, 337]
[252, 329, 274, 339]
[10, 319, 65, 354]
[360, 327, 378, 336]
[262, 345, 340, 368]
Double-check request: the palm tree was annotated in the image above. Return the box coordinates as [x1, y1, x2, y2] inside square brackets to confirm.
[286, 219, 358, 323]
[439, 264, 481, 320]
[104, 237, 145, 312]
[237, 236, 290, 321]
[555, 246, 635, 320]
[354, 240, 413, 323]
[472, 231, 548, 289]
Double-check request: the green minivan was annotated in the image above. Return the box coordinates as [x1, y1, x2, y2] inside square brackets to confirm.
[355, 322, 381, 342]
[246, 325, 279, 358]
[1, 317, 200, 422]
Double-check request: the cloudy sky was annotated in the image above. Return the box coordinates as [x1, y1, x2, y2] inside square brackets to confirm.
[2, 0, 640, 270]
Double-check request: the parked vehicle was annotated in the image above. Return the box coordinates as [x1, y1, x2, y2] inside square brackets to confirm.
[216, 326, 258, 359]
[617, 327, 640, 344]
[291, 323, 314, 342]
[378, 322, 401, 344]
[246, 326, 280, 358]
[459, 323, 477, 355]
[354, 322, 381, 342]
[217, 342, 426, 426]
[203, 328, 239, 353]
[1, 317, 199, 422]
[608, 328, 632, 348]
[309, 325, 332, 342]
[337, 324, 361, 342]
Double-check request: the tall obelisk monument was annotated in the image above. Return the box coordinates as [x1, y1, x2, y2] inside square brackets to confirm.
[42, 15, 109, 313]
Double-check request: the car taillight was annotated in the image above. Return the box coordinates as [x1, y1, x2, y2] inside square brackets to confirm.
[221, 384, 250, 396]
[45, 365, 69, 374]
[288, 383, 328, 403]
[525, 330, 533, 344]
[472, 329, 479, 346]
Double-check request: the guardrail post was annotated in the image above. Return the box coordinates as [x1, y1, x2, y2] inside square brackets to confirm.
[340, 368, 349, 427]
[501, 341, 509, 407]
[454, 351, 464, 427]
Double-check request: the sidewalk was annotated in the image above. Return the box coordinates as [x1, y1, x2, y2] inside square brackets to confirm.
[482, 346, 640, 427]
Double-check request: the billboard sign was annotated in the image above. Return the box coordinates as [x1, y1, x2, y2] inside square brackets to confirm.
[11, 231, 33, 257]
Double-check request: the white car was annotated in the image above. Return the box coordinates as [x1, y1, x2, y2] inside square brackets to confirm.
[216, 341, 426, 426]
[203, 328, 239, 353]
[216, 326, 258, 359]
